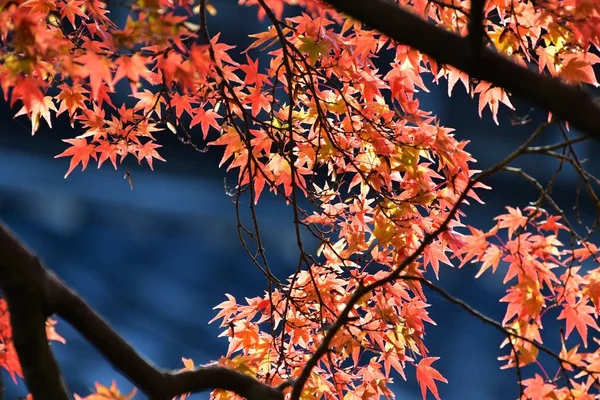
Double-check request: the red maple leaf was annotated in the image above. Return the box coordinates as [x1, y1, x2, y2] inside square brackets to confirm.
[75, 53, 114, 101]
[55, 138, 98, 178]
[190, 106, 221, 139]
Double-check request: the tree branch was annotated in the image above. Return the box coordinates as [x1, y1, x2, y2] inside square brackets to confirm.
[467, 0, 486, 62]
[324, 0, 600, 140]
[0, 224, 70, 400]
[0, 221, 285, 400]
[53, 282, 285, 399]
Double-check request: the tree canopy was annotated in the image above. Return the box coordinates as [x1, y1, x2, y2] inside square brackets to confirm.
[0, 0, 599, 399]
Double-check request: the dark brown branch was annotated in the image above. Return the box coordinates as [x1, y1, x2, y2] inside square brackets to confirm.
[0, 224, 70, 400]
[53, 283, 286, 399]
[324, 0, 600, 140]
[467, 0, 486, 62]
[0, 222, 285, 400]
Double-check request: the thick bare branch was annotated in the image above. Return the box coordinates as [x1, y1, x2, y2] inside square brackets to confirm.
[467, 0, 486, 61]
[53, 284, 286, 399]
[324, 0, 600, 140]
[0, 224, 70, 400]
[0, 221, 285, 400]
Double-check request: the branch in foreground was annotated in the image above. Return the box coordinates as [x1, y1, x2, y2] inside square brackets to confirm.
[0, 223, 70, 400]
[53, 283, 286, 400]
[324, 0, 600, 140]
[467, 0, 486, 62]
[0, 222, 285, 400]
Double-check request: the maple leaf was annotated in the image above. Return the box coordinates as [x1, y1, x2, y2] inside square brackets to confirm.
[267, 153, 292, 196]
[94, 82, 117, 110]
[538, 215, 568, 234]
[584, 267, 600, 312]
[113, 54, 151, 93]
[443, 66, 470, 96]
[181, 357, 194, 370]
[56, 83, 88, 122]
[559, 53, 600, 87]
[96, 141, 120, 169]
[75, 53, 114, 101]
[475, 245, 502, 278]
[494, 206, 528, 238]
[246, 25, 279, 51]
[21, 0, 56, 15]
[170, 93, 197, 119]
[536, 46, 558, 76]
[208, 127, 243, 167]
[177, 358, 195, 400]
[190, 106, 221, 139]
[559, 340, 584, 372]
[133, 90, 165, 119]
[209, 293, 238, 326]
[415, 357, 447, 400]
[239, 55, 267, 86]
[9, 77, 45, 113]
[60, 0, 87, 28]
[571, 242, 599, 262]
[244, 85, 271, 117]
[473, 82, 514, 124]
[557, 300, 599, 347]
[55, 138, 98, 178]
[298, 36, 332, 66]
[210, 33, 238, 67]
[500, 278, 545, 324]
[14, 96, 57, 135]
[522, 374, 556, 400]
[45, 318, 66, 344]
[422, 239, 452, 279]
[74, 381, 136, 400]
[136, 141, 166, 170]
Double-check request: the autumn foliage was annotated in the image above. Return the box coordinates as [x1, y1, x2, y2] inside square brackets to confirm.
[0, 0, 599, 398]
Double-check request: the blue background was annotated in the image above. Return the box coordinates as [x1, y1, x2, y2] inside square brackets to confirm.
[0, 2, 599, 399]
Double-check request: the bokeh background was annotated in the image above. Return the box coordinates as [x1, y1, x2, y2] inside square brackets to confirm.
[0, 2, 599, 399]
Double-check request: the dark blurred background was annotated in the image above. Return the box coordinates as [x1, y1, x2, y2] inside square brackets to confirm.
[1, 2, 599, 399]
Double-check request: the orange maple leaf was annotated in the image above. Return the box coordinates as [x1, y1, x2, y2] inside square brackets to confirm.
[559, 53, 600, 87]
[136, 141, 166, 170]
[415, 357, 447, 400]
[522, 374, 556, 399]
[14, 96, 57, 135]
[74, 381, 136, 400]
[473, 82, 514, 124]
[75, 53, 114, 101]
[113, 54, 151, 93]
[55, 138, 98, 178]
[494, 206, 528, 238]
[557, 300, 599, 347]
[190, 106, 221, 139]
[60, 0, 87, 28]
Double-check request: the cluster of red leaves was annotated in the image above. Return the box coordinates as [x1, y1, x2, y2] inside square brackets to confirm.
[458, 207, 600, 396]
[0, 0, 599, 398]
